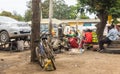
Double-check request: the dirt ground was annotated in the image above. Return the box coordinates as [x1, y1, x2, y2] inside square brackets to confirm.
[0, 48, 120, 74]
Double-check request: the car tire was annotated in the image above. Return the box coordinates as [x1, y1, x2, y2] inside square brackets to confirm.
[0, 31, 9, 43]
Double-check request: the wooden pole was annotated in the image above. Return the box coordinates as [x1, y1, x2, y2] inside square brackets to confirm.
[49, 0, 53, 35]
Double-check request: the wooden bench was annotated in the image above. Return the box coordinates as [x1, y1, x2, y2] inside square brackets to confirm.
[0, 40, 30, 52]
[107, 40, 120, 48]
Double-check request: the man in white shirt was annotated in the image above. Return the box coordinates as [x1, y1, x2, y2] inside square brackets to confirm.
[98, 25, 120, 52]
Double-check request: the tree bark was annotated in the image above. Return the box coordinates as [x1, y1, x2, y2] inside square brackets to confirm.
[31, 0, 41, 62]
[96, 12, 108, 41]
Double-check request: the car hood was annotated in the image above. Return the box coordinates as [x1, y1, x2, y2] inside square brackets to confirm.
[6, 21, 30, 27]
[16, 21, 29, 26]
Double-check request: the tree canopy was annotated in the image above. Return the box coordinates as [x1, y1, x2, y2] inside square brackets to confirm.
[0, 11, 24, 21]
[24, 0, 89, 21]
[77, 0, 120, 20]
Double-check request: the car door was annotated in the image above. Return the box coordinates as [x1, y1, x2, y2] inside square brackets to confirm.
[0, 22, 3, 31]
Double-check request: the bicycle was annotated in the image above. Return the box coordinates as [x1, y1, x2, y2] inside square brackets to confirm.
[34, 31, 56, 70]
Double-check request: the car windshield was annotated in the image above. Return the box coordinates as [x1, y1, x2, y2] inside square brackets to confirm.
[40, 24, 49, 32]
[0, 16, 18, 22]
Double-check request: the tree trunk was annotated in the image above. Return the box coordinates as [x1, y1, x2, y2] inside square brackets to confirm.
[96, 12, 108, 41]
[31, 0, 41, 62]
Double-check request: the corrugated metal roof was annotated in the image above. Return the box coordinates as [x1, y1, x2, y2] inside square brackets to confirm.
[28, 18, 100, 25]
[28, 18, 61, 25]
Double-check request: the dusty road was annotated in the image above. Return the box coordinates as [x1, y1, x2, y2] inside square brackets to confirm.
[0, 49, 120, 74]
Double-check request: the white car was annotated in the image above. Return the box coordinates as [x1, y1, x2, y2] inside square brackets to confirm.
[0, 16, 31, 42]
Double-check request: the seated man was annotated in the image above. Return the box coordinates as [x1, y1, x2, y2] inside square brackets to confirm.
[98, 24, 120, 52]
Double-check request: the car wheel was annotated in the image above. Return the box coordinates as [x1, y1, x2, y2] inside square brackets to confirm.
[0, 31, 9, 43]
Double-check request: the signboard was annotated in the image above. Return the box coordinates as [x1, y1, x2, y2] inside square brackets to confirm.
[83, 23, 92, 26]
[108, 15, 112, 24]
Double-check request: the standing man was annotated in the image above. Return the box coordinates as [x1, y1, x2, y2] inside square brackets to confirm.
[58, 24, 64, 40]
[98, 25, 120, 52]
